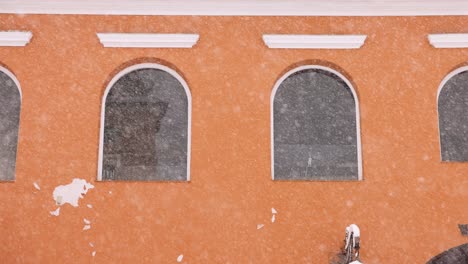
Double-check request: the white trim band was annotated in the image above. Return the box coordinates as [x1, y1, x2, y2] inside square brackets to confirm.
[0, 31, 32, 47]
[263, 34, 367, 49]
[3, 0, 468, 16]
[428, 34, 468, 48]
[96, 33, 199, 48]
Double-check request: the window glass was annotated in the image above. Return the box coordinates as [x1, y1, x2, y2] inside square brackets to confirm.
[438, 70, 468, 161]
[101, 67, 189, 181]
[272, 67, 360, 180]
[0, 70, 21, 181]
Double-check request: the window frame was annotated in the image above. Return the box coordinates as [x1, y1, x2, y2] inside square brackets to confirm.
[0, 65, 22, 181]
[436, 65, 468, 162]
[270, 64, 363, 181]
[97, 63, 192, 181]
[0, 66, 22, 100]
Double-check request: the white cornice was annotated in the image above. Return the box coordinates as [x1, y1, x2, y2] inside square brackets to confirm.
[96, 33, 199, 48]
[0, 31, 32, 46]
[2, 0, 468, 16]
[263, 34, 367, 49]
[428, 34, 468, 48]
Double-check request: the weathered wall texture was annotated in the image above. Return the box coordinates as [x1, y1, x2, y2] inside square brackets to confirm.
[0, 15, 467, 263]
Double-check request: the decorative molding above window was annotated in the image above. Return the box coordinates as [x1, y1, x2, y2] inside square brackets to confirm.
[96, 33, 199, 48]
[428, 34, 468, 48]
[3, 0, 468, 16]
[0, 31, 32, 47]
[262, 34, 367, 49]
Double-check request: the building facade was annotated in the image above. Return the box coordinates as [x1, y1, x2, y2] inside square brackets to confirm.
[0, 1, 467, 263]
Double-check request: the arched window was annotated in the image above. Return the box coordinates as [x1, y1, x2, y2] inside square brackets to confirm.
[0, 66, 21, 181]
[271, 65, 362, 181]
[98, 63, 191, 181]
[438, 66, 468, 162]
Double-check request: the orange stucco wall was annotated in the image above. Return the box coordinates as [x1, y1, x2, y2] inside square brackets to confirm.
[0, 15, 467, 263]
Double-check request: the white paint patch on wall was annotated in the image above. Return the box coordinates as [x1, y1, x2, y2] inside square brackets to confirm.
[177, 254, 184, 262]
[49, 207, 60, 216]
[271, 207, 277, 223]
[52, 178, 94, 207]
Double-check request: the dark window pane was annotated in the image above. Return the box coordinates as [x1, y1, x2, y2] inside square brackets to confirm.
[102, 68, 188, 181]
[0, 71, 21, 181]
[459, 224, 468, 236]
[426, 244, 468, 264]
[439, 70, 468, 161]
[273, 68, 359, 180]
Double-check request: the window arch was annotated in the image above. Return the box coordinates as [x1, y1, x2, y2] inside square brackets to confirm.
[98, 63, 191, 181]
[271, 65, 362, 181]
[0, 66, 22, 181]
[438, 66, 468, 162]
